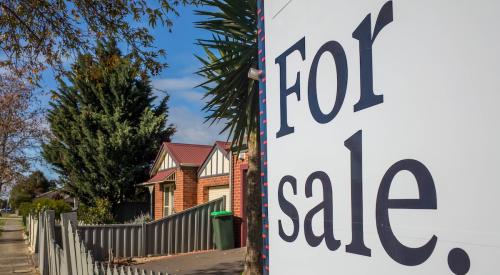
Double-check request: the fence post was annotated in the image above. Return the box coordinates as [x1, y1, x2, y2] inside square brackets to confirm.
[27, 214, 32, 250]
[142, 222, 147, 257]
[67, 222, 80, 275]
[27, 214, 30, 238]
[61, 212, 77, 275]
[38, 212, 46, 275]
[32, 214, 39, 253]
[29, 215, 33, 249]
[43, 210, 55, 275]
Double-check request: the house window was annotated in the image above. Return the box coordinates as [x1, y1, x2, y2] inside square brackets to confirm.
[163, 184, 174, 217]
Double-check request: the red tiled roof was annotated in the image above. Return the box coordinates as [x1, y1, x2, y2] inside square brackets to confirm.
[215, 141, 231, 154]
[146, 168, 176, 184]
[164, 142, 212, 166]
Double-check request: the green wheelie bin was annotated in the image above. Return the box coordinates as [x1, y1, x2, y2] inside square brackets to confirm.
[211, 210, 235, 250]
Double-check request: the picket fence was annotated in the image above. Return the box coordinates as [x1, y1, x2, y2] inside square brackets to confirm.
[27, 197, 226, 274]
[78, 197, 225, 260]
[37, 210, 167, 275]
[27, 213, 38, 253]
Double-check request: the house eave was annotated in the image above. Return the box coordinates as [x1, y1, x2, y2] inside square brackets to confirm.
[179, 163, 199, 167]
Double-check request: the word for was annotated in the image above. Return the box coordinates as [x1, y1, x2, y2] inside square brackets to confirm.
[273, 2, 470, 274]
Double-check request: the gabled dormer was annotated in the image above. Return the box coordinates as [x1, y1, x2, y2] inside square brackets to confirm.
[198, 141, 231, 178]
[157, 148, 177, 172]
[150, 142, 213, 176]
[150, 144, 177, 177]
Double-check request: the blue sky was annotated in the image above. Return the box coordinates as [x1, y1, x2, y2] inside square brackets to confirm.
[35, 4, 227, 179]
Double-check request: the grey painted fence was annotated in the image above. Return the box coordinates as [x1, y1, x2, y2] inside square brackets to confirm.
[78, 197, 225, 261]
[79, 223, 144, 260]
[35, 210, 167, 275]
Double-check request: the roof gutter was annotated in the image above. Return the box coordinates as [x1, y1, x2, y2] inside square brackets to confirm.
[179, 163, 200, 167]
[135, 182, 155, 187]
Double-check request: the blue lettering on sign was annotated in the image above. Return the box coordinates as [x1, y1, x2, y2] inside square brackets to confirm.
[274, 2, 471, 274]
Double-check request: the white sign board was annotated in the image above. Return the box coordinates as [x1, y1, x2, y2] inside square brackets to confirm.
[264, 1, 500, 274]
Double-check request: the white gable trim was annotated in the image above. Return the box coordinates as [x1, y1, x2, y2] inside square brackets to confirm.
[198, 147, 230, 178]
[159, 151, 177, 171]
[152, 146, 178, 175]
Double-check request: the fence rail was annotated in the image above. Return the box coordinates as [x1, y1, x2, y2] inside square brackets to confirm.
[78, 197, 225, 260]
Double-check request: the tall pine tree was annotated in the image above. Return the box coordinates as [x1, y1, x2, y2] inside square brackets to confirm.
[43, 41, 175, 208]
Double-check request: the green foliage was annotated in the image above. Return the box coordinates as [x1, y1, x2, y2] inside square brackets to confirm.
[18, 202, 33, 217]
[195, 2, 263, 273]
[0, 0, 199, 83]
[0, 199, 7, 209]
[43, 40, 175, 209]
[10, 189, 33, 209]
[10, 171, 55, 209]
[126, 213, 152, 224]
[77, 199, 115, 225]
[195, 0, 259, 148]
[18, 198, 71, 219]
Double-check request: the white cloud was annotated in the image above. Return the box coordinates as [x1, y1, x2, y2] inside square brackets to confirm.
[152, 76, 202, 92]
[179, 91, 205, 102]
[152, 76, 208, 104]
[153, 76, 226, 144]
[169, 106, 228, 144]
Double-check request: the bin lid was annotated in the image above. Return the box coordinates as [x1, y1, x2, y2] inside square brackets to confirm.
[210, 210, 233, 217]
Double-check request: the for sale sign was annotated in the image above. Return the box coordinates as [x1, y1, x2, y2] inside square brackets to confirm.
[263, 1, 500, 274]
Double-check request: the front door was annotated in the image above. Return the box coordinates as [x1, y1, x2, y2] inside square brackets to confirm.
[163, 184, 174, 217]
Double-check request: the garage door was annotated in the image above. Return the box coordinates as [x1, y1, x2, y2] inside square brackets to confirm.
[208, 185, 230, 210]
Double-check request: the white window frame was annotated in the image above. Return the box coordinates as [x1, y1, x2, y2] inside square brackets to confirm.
[163, 184, 174, 217]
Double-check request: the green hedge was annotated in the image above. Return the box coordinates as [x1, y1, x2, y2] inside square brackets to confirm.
[18, 198, 71, 219]
[77, 199, 114, 225]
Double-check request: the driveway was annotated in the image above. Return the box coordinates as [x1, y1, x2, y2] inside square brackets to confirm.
[132, 247, 245, 275]
[0, 216, 38, 274]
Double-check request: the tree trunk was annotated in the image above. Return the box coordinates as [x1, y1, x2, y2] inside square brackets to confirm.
[243, 128, 263, 275]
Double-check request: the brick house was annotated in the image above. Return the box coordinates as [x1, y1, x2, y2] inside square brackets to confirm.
[138, 142, 212, 219]
[138, 141, 249, 247]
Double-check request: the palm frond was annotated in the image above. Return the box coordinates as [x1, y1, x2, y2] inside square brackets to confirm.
[195, 0, 258, 149]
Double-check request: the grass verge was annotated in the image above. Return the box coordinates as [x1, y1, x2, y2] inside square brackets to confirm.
[0, 219, 5, 236]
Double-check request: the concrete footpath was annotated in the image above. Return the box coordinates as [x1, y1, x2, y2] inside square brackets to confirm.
[132, 247, 245, 275]
[0, 216, 38, 274]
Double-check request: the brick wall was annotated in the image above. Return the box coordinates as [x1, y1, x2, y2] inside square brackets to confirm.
[152, 168, 199, 220]
[232, 152, 248, 247]
[153, 182, 163, 220]
[173, 167, 198, 213]
[197, 175, 230, 205]
[232, 153, 248, 219]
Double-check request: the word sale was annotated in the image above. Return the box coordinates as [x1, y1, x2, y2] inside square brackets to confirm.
[273, 1, 470, 274]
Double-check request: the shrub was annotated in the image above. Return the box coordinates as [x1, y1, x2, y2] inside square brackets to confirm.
[126, 213, 151, 224]
[17, 198, 71, 219]
[18, 202, 33, 217]
[77, 199, 114, 225]
[32, 198, 72, 218]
